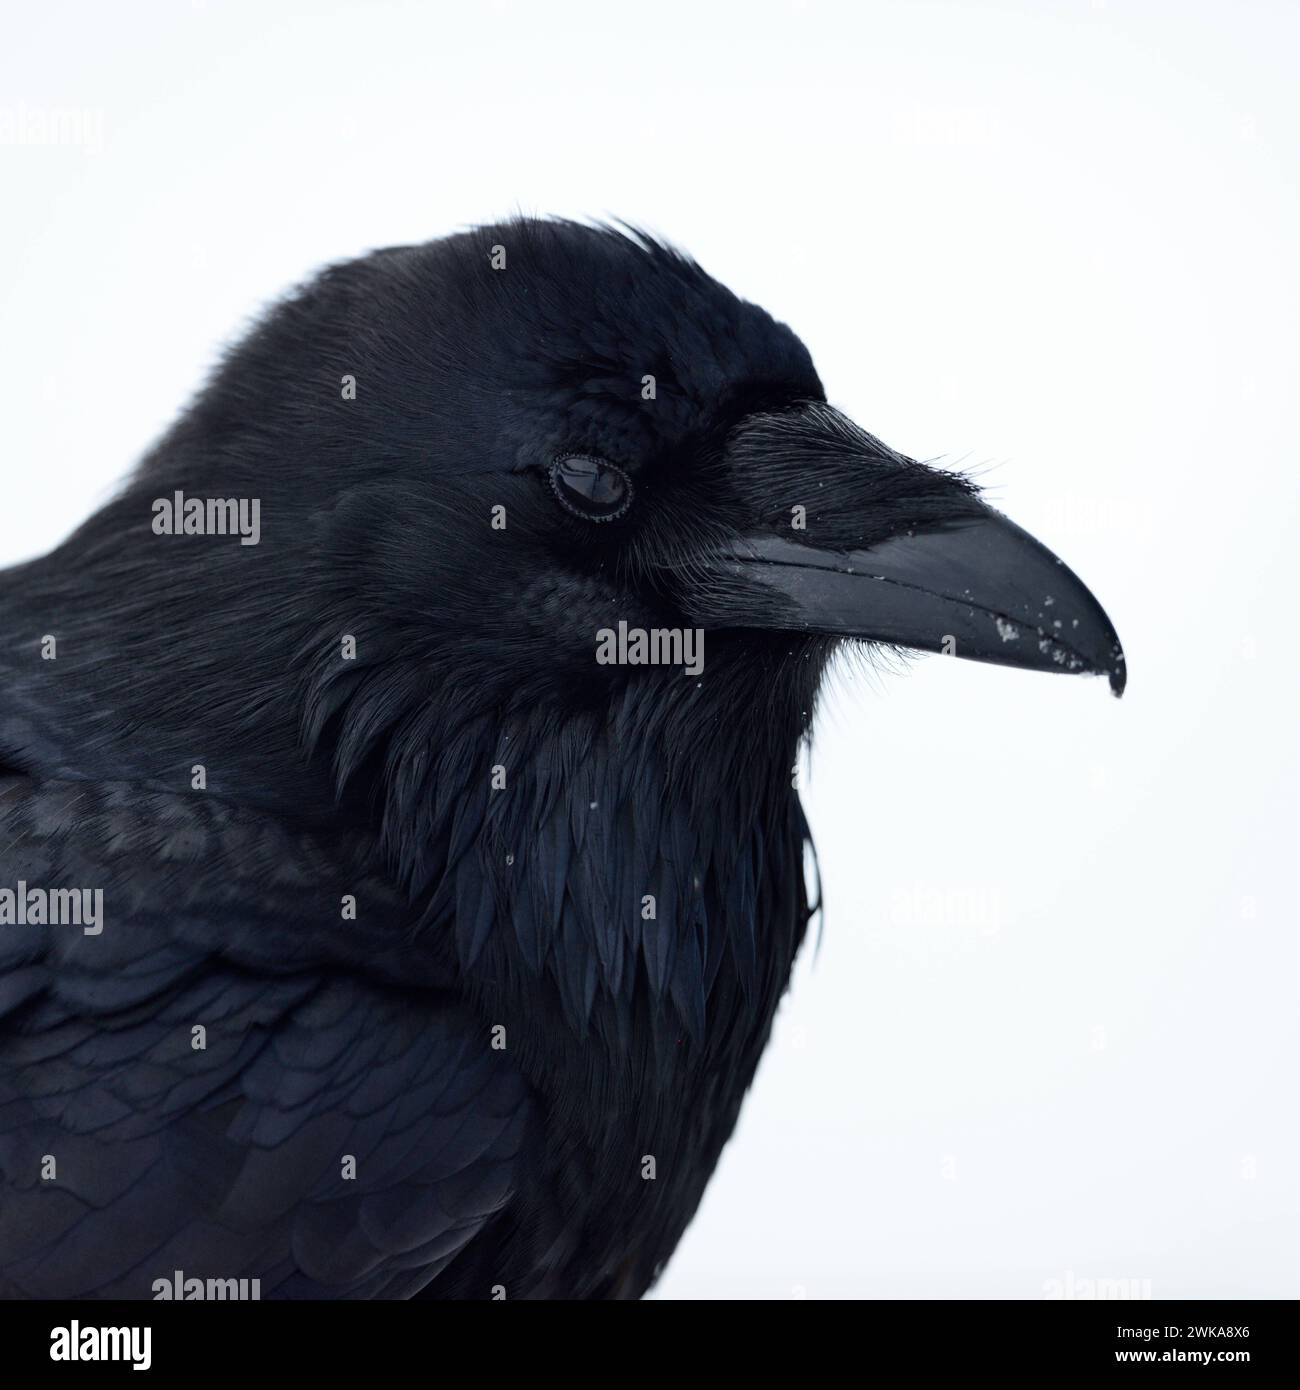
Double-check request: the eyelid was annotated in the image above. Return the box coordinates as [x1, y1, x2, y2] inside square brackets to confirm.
[549, 454, 634, 522]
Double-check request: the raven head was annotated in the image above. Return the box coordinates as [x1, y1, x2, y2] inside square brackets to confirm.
[282, 219, 1124, 749]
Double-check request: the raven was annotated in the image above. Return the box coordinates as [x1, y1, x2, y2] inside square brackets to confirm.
[0, 219, 1124, 1299]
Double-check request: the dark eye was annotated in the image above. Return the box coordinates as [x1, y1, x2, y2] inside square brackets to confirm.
[549, 454, 633, 522]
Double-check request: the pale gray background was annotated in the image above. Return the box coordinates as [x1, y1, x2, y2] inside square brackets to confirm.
[1, 0, 1295, 1298]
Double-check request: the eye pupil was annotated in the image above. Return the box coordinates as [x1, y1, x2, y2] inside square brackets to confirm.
[550, 455, 633, 521]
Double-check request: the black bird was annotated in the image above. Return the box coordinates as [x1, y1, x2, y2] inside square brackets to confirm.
[0, 219, 1124, 1299]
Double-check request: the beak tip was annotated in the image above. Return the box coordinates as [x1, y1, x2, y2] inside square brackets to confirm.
[1106, 650, 1127, 698]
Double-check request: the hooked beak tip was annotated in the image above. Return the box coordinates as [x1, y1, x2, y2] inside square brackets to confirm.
[1108, 655, 1127, 698]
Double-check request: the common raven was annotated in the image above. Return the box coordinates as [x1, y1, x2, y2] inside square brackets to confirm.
[0, 219, 1124, 1298]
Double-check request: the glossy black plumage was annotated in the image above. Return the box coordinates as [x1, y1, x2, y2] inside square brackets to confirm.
[0, 219, 1123, 1298]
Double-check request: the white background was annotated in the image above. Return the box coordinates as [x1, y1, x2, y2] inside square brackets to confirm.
[2, 0, 1296, 1298]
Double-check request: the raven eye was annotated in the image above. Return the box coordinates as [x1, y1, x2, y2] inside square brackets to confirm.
[549, 454, 633, 522]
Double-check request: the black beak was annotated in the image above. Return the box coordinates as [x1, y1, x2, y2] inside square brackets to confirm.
[691, 407, 1127, 695]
